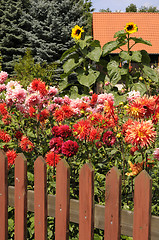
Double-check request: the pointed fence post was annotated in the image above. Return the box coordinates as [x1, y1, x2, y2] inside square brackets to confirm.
[55, 159, 70, 240]
[34, 156, 47, 240]
[104, 167, 122, 240]
[0, 150, 8, 240]
[79, 163, 94, 240]
[14, 153, 27, 240]
[133, 170, 152, 240]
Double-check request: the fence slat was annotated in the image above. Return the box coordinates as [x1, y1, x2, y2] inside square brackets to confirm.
[0, 150, 8, 240]
[34, 156, 47, 240]
[133, 170, 152, 240]
[55, 159, 70, 240]
[14, 153, 27, 240]
[79, 163, 94, 240]
[104, 166, 122, 240]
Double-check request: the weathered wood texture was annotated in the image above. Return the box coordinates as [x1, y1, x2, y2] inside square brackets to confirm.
[104, 167, 122, 240]
[8, 186, 159, 240]
[55, 159, 70, 240]
[0, 150, 158, 240]
[0, 150, 8, 240]
[34, 157, 47, 240]
[14, 153, 27, 240]
[133, 170, 152, 240]
[79, 163, 94, 240]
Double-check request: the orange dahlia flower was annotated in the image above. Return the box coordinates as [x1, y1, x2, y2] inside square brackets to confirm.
[125, 120, 156, 148]
[126, 160, 143, 176]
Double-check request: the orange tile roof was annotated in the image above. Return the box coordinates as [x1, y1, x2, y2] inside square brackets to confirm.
[93, 12, 159, 54]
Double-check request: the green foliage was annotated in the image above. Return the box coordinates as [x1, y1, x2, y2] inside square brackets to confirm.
[139, 5, 159, 12]
[13, 49, 58, 88]
[126, 4, 137, 12]
[60, 35, 102, 96]
[60, 24, 159, 98]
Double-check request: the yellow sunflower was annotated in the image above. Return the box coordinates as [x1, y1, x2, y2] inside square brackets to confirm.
[124, 22, 138, 34]
[71, 25, 84, 40]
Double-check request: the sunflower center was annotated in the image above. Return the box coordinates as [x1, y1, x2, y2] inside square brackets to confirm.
[76, 29, 81, 35]
[127, 25, 133, 31]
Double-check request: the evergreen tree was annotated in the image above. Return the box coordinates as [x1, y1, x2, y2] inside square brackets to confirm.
[0, 0, 29, 73]
[22, 0, 93, 64]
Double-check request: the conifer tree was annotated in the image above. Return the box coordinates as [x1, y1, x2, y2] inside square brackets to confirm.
[22, 0, 93, 64]
[0, 0, 29, 73]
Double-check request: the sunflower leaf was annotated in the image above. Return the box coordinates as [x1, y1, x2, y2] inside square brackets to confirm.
[87, 40, 102, 62]
[140, 50, 150, 65]
[131, 82, 147, 95]
[102, 41, 119, 56]
[131, 51, 142, 62]
[77, 69, 100, 87]
[130, 37, 152, 46]
[60, 46, 77, 61]
[119, 51, 131, 61]
[63, 58, 84, 73]
[143, 65, 158, 82]
[114, 30, 126, 38]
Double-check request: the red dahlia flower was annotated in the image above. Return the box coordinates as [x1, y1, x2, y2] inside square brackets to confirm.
[19, 136, 34, 152]
[73, 119, 91, 140]
[62, 140, 79, 157]
[49, 137, 63, 153]
[88, 127, 102, 142]
[45, 151, 61, 167]
[31, 78, 47, 96]
[29, 106, 36, 118]
[0, 130, 11, 142]
[58, 125, 72, 139]
[102, 131, 116, 146]
[0, 103, 8, 116]
[15, 131, 23, 140]
[54, 105, 74, 122]
[6, 149, 17, 168]
[51, 126, 60, 137]
[37, 109, 49, 122]
[89, 93, 98, 107]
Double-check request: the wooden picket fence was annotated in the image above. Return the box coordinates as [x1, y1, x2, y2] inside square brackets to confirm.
[0, 150, 159, 240]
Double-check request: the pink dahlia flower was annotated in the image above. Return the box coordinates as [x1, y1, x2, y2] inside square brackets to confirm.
[154, 148, 159, 161]
[25, 93, 41, 106]
[0, 71, 8, 84]
[0, 84, 6, 92]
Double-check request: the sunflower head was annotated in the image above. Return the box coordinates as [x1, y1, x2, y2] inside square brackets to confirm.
[71, 25, 84, 40]
[124, 22, 138, 34]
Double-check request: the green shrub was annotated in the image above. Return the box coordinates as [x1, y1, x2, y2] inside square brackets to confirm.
[13, 49, 58, 88]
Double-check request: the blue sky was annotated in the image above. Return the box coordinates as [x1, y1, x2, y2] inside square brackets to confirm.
[91, 0, 159, 12]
